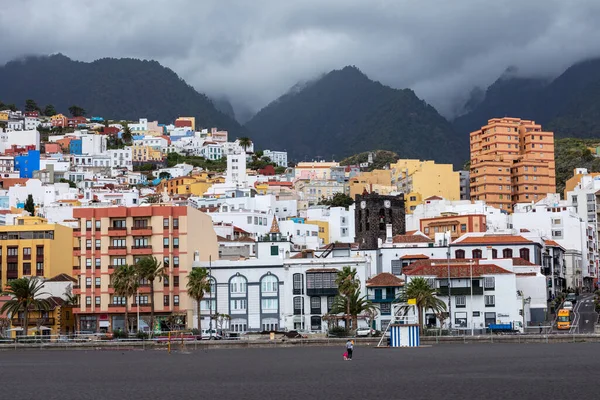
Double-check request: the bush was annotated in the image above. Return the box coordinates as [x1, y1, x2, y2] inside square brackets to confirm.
[328, 326, 349, 337]
[136, 331, 149, 340]
[112, 330, 127, 339]
[191, 329, 200, 335]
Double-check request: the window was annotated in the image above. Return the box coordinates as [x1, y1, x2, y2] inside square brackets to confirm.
[230, 299, 247, 311]
[491, 249, 497, 259]
[23, 247, 31, 259]
[95, 296, 101, 307]
[173, 237, 179, 248]
[485, 312, 496, 326]
[327, 296, 335, 312]
[454, 312, 467, 327]
[163, 238, 169, 248]
[85, 277, 92, 288]
[174, 295, 180, 306]
[137, 295, 149, 305]
[86, 239, 93, 249]
[173, 257, 179, 267]
[310, 296, 321, 314]
[455, 296, 466, 308]
[111, 239, 126, 248]
[293, 274, 303, 295]
[293, 296, 304, 315]
[86, 220, 92, 230]
[22, 262, 31, 275]
[270, 245, 279, 256]
[261, 275, 278, 293]
[485, 295, 495, 307]
[86, 258, 92, 269]
[455, 249, 465, 259]
[247, 216, 252, 224]
[95, 277, 101, 288]
[112, 296, 126, 305]
[163, 256, 170, 268]
[519, 248, 530, 262]
[163, 218, 169, 229]
[380, 302, 392, 315]
[173, 218, 179, 229]
[163, 295, 170, 306]
[230, 276, 247, 294]
[261, 298, 278, 312]
[391, 260, 402, 275]
[95, 239, 101, 250]
[95, 258, 101, 268]
[86, 296, 92, 306]
[472, 249, 482, 259]
[484, 277, 495, 289]
[502, 248, 513, 258]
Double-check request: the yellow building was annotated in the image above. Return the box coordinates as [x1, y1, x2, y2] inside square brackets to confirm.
[132, 144, 163, 162]
[564, 168, 600, 199]
[0, 111, 9, 121]
[8, 296, 75, 337]
[255, 182, 269, 195]
[307, 220, 330, 244]
[349, 169, 395, 199]
[156, 173, 224, 196]
[176, 116, 196, 131]
[391, 159, 460, 213]
[0, 216, 74, 288]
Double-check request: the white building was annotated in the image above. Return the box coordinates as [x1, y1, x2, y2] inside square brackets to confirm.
[81, 134, 107, 156]
[0, 129, 40, 152]
[279, 220, 321, 250]
[8, 180, 75, 209]
[129, 118, 148, 133]
[107, 149, 133, 171]
[263, 150, 288, 167]
[153, 163, 194, 179]
[306, 206, 355, 244]
[189, 193, 297, 222]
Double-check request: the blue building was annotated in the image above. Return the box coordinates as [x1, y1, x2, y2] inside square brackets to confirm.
[90, 116, 104, 123]
[69, 139, 83, 155]
[14, 150, 41, 179]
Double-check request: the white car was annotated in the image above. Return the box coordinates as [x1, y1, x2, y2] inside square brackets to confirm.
[201, 329, 222, 340]
[562, 301, 574, 311]
[355, 328, 375, 337]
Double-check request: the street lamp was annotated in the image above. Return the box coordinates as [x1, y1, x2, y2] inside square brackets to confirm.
[209, 254, 213, 339]
[446, 236, 452, 333]
[469, 259, 474, 336]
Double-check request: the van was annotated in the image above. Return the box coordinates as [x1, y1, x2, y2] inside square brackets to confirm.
[556, 309, 571, 330]
[566, 293, 577, 304]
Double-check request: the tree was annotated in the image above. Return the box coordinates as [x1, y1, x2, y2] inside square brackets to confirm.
[111, 264, 139, 334]
[24, 99, 39, 112]
[397, 277, 447, 333]
[59, 178, 77, 188]
[318, 192, 354, 209]
[334, 266, 360, 329]
[330, 287, 376, 331]
[68, 105, 86, 117]
[0, 277, 51, 337]
[43, 104, 57, 117]
[237, 137, 252, 152]
[186, 267, 211, 333]
[211, 313, 231, 333]
[24, 194, 35, 215]
[136, 257, 166, 335]
[121, 125, 133, 144]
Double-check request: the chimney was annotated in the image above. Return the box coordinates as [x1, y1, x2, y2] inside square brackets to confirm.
[386, 224, 393, 243]
[487, 246, 493, 260]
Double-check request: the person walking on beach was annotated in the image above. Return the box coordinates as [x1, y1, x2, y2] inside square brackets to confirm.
[345, 339, 353, 360]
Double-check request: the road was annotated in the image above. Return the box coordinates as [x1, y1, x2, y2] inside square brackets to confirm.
[574, 294, 598, 333]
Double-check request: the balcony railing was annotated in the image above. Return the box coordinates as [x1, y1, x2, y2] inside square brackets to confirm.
[306, 288, 338, 296]
[108, 246, 127, 250]
[108, 304, 126, 308]
[131, 226, 152, 234]
[367, 294, 396, 303]
[437, 287, 484, 296]
[12, 317, 55, 326]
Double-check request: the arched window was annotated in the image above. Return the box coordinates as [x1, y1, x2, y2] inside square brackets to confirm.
[261, 275, 278, 294]
[455, 249, 465, 259]
[503, 248, 513, 258]
[230, 276, 247, 294]
[379, 208, 386, 230]
[491, 249, 498, 259]
[472, 249, 482, 259]
[519, 248, 530, 262]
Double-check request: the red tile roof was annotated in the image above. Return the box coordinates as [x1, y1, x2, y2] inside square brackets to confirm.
[233, 226, 251, 234]
[366, 273, 404, 287]
[405, 230, 417, 235]
[425, 196, 443, 201]
[454, 235, 533, 245]
[511, 257, 536, 266]
[544, 239, 565, 250]
[406, 263, 513, 278]
[400, 254, 430, 260]
[392, 234, 433, 243]
[516, 272, 537, 277]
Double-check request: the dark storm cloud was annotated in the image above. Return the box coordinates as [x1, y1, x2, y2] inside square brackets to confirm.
[2, 0, 600, 117]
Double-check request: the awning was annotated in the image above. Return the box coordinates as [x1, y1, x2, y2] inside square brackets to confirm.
[28, 326, 51, 331]
[5, 327, 23, 332]
[99, 321, 110, 328]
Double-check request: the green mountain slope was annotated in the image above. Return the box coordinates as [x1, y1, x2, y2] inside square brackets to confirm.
[0, 54, 244, 134]
[244, 66, 465, 165]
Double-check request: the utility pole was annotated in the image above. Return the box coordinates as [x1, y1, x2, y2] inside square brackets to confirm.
[209, 254, 213, 339]
[446, 238, 452, 334]
[470, 259, 474, 336]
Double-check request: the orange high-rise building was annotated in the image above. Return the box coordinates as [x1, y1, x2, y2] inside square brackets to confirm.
[469, 117, 555, 212]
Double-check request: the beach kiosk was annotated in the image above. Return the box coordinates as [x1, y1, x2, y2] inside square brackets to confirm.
[377, 299, 420, 348]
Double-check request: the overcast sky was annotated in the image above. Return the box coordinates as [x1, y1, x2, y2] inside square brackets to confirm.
[2, 0, 600, 118]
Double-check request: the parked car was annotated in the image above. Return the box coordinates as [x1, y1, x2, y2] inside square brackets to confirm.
[562, 301, 574, 311]
[201, 329, 222, 340]
[566, 293, 577, 304]
[355, 328, 375, 337]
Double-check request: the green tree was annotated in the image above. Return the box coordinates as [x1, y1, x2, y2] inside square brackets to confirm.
[111, 264, 139, 334]
[135, 257, 166, 335]
[121, 125, 133, 144]
[59, 178, 77, 188]
[318, 192, 355, 209]
[0, 277, 51, 337]
[330, 287, 375, 331]
[237, 137, 252, 152]
[397, 277, 447, 333]
[334, 266, 360, 329]
[24, 194, 35, 215]
[186, 267, 212, 333]
[68, 105, 86, 117]
[43, 104, 57, 116]
[24, 99, 39, 112]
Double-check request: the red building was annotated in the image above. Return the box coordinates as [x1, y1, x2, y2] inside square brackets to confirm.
[68, 117, 87, 128]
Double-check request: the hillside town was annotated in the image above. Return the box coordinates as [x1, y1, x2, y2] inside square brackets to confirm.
[0, 108, 598, 339]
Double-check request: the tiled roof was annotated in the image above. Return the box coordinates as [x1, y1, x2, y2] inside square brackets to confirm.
[269, 216, 281, 234]
[366, 273, 404, 287]
[45, 273, 77, 283]
[511, 257, 536, 266]
[424, 196, 443, 201]
[400, 254, 429, 260]
[454, 235, 533, 245]
[516, 272, 537, 277]
[392, 234, 433, 243]
[233, 226, 251, 234]
[405, 230, 417, 235]
[406, 263, 513, 278]
[544, 240, 565, 250]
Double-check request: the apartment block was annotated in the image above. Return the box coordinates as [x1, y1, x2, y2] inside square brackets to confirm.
[72, 205, 218, 333]
[469, 117, 555, 211]
[0, 216, 74, 287]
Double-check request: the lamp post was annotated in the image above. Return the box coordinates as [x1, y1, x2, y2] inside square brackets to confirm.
[469, 259, 474, 336]
[446, 238, 452, 333]
[209, 254, 213, 339]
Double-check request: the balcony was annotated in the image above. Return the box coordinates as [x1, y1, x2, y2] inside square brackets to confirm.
[437, 287, 484, 296]
[306, 288, 338, 296]
[12, 317, 55, 326]
[108, 304, 126, 308]
[108, 246, 127, 255]
[73, 265, 81, 270]
[367, 294, 396, 303]
[131, 226, 152, 236]
[131, 246, 153, 255]
[108, 227, 127, 237]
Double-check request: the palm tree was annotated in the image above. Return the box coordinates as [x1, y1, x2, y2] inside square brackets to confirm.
[136, 256, 166, 335]
[121, 125, 133, 144]
[0, 277, 51, 337]
[237, 137, 252, 152]
[335, 266, 360, 330]
[186, 268, 212, 333]
[396, 277, 447, 333]
[111, 264, 139, 335]
[330, 288, 376, 330]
